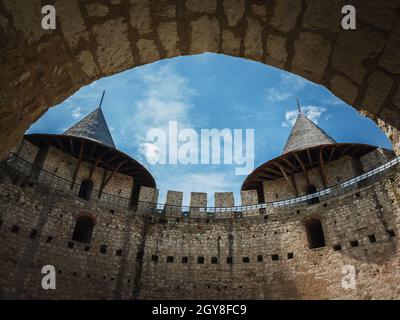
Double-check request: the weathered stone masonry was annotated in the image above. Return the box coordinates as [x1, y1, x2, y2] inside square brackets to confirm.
[0, 157, 400, 299]
[1, 0, 400, 300]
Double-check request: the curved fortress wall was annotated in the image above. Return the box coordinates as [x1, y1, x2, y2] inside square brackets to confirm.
[0, 140, 400, 299]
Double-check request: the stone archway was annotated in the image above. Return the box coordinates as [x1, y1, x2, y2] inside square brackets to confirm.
[1, 0, 399, 159]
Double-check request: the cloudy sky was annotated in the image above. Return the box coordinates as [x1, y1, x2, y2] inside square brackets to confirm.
[28, 53, 392, 205]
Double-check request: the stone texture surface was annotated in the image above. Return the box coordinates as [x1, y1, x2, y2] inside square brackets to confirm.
[270, 0, 301, 33]
[361, 71, 394, 115]
[266, 34, 287, 68]
[330, 74, 359, 105]
[332, 29, 385, 85]
[292, 33, 331, 82]
[85, 3, 109, 17]
[190, 16, 220, 53]
[56, 0, 89, 49]
[223, 0, 246, 27]
[360, 148, 396, 172]
[241, 190, 258, 205]
[303, 0, 344, 32]
[244, 18, 263, 60]
[1, 140, 400, 299]
[379, 18, 400, 74]
[92, 18, 134, 74]
[263, 155, 363, 202]
[215, 192, 234, 207]
[186, 0, 217, 14]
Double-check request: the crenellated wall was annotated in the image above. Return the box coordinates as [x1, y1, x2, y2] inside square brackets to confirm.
[0, 158, 400, 299]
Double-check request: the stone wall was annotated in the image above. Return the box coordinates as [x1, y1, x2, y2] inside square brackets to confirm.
[13, 139, 39, 164]
[39, 146, 134, 199]
[189, 192, 208, 218]
[0, 166, 144, 299]
[263, 155, 363, 202]
[0, 160, 399, 299]
[361, 147, 396, 172]
[1, 0, 400, 161]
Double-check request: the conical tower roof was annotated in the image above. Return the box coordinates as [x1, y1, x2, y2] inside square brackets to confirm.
[63, 106, 116, 148]
[24, 91, 156, 190]
[282, 112, 336, 154]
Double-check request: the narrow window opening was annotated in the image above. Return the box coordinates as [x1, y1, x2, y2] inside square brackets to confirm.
[100, 244, 107, 254]
[78, 179, 94, 201]
[388, 229, 396, 238]
[350, 240, 359, 247]
[305, 218, 326, 249]
[30, 229, 38, 239]
[72, 215, 95, 243]
[368, 234, 376, 243]
[333, 244, 342, 251]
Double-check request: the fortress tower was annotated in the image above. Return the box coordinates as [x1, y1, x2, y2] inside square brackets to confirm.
[11, 93, 155, 209]
[242, 108, 394, 204]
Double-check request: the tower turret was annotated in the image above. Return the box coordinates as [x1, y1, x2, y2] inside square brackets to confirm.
[241, 101, 379, 203]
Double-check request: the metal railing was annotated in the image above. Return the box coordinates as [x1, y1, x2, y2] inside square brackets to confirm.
[3, 152, 400, 218]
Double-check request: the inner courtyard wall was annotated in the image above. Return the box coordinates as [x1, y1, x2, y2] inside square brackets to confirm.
[0, 160, 399, 299]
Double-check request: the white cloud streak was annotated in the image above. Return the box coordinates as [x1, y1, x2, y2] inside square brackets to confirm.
[266, 73, 309, 102]
[282, 105, 328, 127]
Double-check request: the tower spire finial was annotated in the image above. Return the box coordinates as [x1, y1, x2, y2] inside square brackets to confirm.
[296, 98, 301, 114]
[99, 90, 105, 109]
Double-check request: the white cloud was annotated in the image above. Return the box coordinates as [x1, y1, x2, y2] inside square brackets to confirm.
[266, 72, 309, 102]
[280, 73, 307, 90]
[266, 88, 292, 102]
[71, 106, 82, 119]
[156, 170, 241, 205]
[283, 109, 299, 127]
[304, 106, 327, 124]
[121, 64, 198, 148]
[139, 142, 160, 164]
[282, 106, 329, 127]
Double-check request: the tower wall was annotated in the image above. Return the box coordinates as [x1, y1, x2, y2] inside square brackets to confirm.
[39, 146, 134, 198]
[12, 139, 39, 163]
[361, 147, 396, 172]
[263, 155, 363, 202]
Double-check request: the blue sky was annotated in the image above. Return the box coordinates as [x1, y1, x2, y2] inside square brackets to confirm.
[28, 53, 392, 205]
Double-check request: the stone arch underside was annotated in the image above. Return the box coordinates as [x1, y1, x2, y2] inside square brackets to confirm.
[1, 0, 400, 160]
